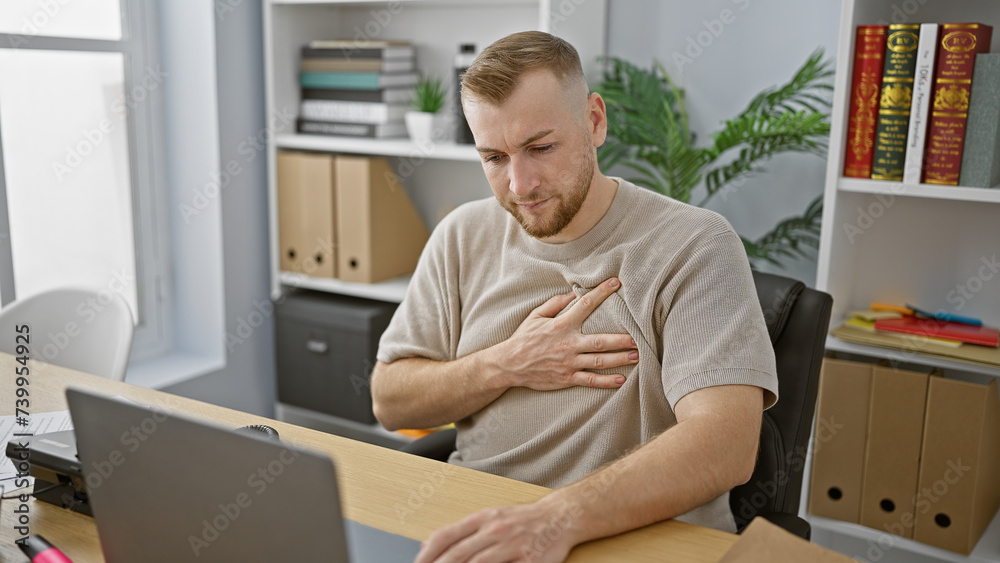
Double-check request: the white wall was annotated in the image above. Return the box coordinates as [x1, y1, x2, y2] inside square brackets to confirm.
[606, 0, 842, 286]
[160, 0, 276, 415]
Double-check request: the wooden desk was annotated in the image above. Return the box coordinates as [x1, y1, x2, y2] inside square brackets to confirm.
[0, 355, 737, 562]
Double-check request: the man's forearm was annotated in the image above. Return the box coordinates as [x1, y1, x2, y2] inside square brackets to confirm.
[540, 386, 762, 547]
[370, 352, 510, 431]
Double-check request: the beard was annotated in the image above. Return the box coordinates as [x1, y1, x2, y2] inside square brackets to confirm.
[501, 147, 595, 239]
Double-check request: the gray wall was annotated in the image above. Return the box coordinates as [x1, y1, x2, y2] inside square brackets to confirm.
[162, 0, 276, 416]
[606, 0, 842, 286]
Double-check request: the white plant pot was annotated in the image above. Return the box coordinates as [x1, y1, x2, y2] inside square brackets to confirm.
[405, 111, 442, 144]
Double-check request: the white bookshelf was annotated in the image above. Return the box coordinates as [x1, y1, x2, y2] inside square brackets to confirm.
[824, 333, 1000, 380]
[261, 0, 607, 446]
[275, 133, 481, 161]
[811, 1, 1000, 560]
[838, 178, 1000, 204]
[263, 0, 608, 301]
[279, 271, 409, 302]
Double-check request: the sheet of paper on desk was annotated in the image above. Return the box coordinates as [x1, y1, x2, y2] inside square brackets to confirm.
[0, 409, 73, 492]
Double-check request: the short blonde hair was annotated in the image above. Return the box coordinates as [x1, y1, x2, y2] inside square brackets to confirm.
[460, 31, 586, 106]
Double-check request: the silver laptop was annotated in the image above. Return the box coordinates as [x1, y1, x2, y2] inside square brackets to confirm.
[66, 387, 421, 562]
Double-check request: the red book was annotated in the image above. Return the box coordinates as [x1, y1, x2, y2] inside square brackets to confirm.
[875, 316, 1000, 347]
[844, 25, 889, 178]
[922, 23, 993, 185]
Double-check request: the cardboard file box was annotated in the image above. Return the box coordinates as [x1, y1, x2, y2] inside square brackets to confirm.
[277, 151, 337, 278]
[913, 377, 1000, 554]
[808, 357, 873, 523]
[275, 289, 397, 424]
[335, 156, 429, 283]
[858, 365, 935, 538]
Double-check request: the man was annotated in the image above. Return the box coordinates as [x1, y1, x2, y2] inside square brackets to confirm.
[371, 31, 778, 562]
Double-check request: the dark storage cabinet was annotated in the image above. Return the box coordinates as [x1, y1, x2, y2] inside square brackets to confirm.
[275, 289, 397, 424]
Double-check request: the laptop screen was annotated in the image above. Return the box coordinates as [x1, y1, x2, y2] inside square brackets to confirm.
[67, 387, 352, 562]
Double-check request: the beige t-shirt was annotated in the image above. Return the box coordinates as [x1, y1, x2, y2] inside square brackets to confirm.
[377, 179, 778, 532]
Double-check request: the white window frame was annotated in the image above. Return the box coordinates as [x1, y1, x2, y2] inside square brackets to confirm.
[0, 0, 172, 362]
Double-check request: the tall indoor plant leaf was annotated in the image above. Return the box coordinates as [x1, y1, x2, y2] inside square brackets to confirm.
[595, 50, 833, 270]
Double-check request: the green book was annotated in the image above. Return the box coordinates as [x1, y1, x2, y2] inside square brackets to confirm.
[959, 53, 1000, 188]
[871, 24, 920, 181]
[299, 72, 418, 91]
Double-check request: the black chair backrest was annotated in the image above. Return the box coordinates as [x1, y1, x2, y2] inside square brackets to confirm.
[728, 271, 833, 532]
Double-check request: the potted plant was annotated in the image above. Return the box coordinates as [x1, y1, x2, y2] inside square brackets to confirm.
[595, 51, 833, 269]
[406, 75, 447, 144]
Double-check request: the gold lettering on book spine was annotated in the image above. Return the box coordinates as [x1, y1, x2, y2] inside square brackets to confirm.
[942, 30, 977, 53]
[887, 30, 919, 52]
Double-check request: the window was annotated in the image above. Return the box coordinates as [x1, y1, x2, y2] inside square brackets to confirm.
[0, 0, 169, 361]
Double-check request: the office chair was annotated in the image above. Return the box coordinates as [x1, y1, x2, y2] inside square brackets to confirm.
[398, 271, 832, 539]
[0, 287, 135, 381]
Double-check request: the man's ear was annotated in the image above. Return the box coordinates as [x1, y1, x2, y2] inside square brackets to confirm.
[587, 92, 608, 148]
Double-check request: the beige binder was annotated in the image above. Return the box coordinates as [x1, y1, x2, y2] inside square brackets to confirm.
[276, 151, 337, 278]
[858, 365, 934, 538]
[913, 377, 1000, 554]
[335, 156, 428, 283]
[808, 357, 873, 523]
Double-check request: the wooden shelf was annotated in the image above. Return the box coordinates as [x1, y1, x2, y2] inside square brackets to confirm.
[275, 133, 482, 162]
[279, 271, 409, 303]
[839, 178, 1000, 204]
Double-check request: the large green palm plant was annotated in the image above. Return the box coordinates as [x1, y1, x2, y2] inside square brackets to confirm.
[595, 51, 833, 268]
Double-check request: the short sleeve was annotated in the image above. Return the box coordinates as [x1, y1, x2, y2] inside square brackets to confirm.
[376, 217, 462, 364]
[659, 231, 778, 410]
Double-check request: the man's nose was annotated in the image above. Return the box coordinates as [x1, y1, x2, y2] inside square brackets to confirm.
[508, 156, 540, 197]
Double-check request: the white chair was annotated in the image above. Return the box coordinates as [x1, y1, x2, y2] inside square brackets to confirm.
[0, 287, 134, 381]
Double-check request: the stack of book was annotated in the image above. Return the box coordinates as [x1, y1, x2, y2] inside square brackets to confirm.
[830, 302, 1000, 367]
[296, 40, 419, 139]
[843, 23, 1000, 188]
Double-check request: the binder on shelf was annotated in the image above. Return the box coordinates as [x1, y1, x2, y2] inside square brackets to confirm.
[858, 364, 934, 539]
[901, 23, 938, 185]
[301, 87, 414, 104]
[870, 23, 920, 181]
[297, 119, 407, 139]
[959, 53, 1000, 189]
[913, 377, 1000, 555]
[276, 151, 337, 279]
[303, 42, 415, 60]
[808, 357, 873, 523]
[335, 156, 429, 283]
[299, 58, 415, 74]
[922, 23, 994, 185]
[843, 25, 887, 179]
[299, 71, 419, 91]
[300, 99, 408, 124]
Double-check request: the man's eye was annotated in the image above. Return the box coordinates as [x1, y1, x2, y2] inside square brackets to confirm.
[484, 155, 503, 164]
[533, 144, 553, 153]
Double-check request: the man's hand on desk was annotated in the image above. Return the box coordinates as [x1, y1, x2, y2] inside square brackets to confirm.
[415, 498, 582, 563]
[487, 277, 638, 391]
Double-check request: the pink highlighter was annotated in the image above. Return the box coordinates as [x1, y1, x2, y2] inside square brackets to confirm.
[18, 535, 73, 563]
